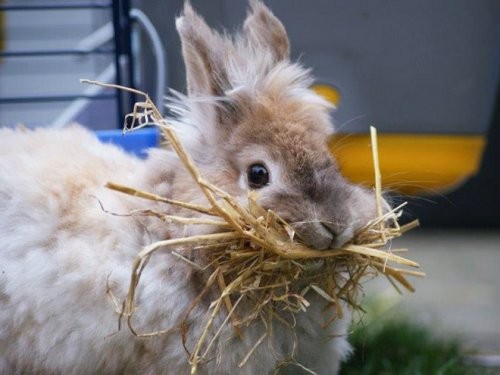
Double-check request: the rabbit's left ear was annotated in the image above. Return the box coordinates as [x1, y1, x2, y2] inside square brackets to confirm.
[244, 0, 290, 62]
[176, 3, 234, 135]
[176, 3, 227, 99]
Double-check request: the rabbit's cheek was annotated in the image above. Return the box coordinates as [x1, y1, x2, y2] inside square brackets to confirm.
[344, 185, 391, 238]
[350, 186, 388, 222]
[237, 172, 247, 191]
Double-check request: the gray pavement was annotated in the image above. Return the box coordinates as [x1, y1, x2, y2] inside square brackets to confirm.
[359, 229, 500, 355]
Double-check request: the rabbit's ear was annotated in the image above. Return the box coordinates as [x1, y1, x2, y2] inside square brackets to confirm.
[176, 3, 226, 98]
[244, 0, 290, 62]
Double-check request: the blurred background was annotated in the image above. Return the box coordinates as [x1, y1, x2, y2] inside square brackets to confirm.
[1, 0, 499, 369]
[1, 0, 498, 227]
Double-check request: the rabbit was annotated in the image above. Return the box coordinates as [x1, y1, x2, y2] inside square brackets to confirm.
[0, 1, 380, 374]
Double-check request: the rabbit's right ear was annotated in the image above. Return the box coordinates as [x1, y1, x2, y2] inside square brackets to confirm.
[176, 3, 226, 99]
[243, 0, 290, 62]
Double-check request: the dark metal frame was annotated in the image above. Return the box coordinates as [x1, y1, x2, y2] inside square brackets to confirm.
[0, 0, 135, 128]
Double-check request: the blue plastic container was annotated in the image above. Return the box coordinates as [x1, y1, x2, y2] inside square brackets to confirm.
[96, 127, 160, 158]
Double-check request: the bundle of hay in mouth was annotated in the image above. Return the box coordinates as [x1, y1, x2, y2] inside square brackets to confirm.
[84, 81, 423, 373]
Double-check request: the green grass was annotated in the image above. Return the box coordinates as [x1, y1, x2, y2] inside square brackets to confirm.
[341, 319, 491, 375]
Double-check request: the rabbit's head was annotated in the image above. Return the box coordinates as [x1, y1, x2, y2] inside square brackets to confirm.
[171, 1, 380, 249]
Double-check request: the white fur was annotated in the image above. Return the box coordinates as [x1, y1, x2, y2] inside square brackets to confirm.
[0, 125, 351, 374]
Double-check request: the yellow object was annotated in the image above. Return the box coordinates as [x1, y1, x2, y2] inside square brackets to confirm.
[313, 84, 342, 107]
[313, 83, 487, 195]
[328, 133, 486, 195]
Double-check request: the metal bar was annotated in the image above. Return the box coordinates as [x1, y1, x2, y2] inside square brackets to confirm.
[0, 2, 112, 11]
[0, 94, 116, 104]
[111, 0, 124, 127]
[0, 48, 115, 58]
[121, 0, 135, 111]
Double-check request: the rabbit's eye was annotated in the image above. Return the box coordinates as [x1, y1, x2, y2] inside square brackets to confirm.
[247, 164, 269, 189]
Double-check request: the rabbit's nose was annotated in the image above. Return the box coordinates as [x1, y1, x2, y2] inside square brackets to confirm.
[321, 221, 353, 248]
[291, 222, 338, 250]
[292, 222, 353, 250]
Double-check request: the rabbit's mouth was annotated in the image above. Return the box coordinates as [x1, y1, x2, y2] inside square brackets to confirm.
[291, 221, 353, 250]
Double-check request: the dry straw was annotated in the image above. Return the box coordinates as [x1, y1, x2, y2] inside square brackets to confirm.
[82, 80, 424, 374]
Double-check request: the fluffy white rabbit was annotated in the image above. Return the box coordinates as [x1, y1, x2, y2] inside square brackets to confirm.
[0, 2, 378, 373]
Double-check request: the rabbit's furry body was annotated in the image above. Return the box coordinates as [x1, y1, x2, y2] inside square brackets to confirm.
[0, 2, 376, 373]
[0, 127, 350, 374]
